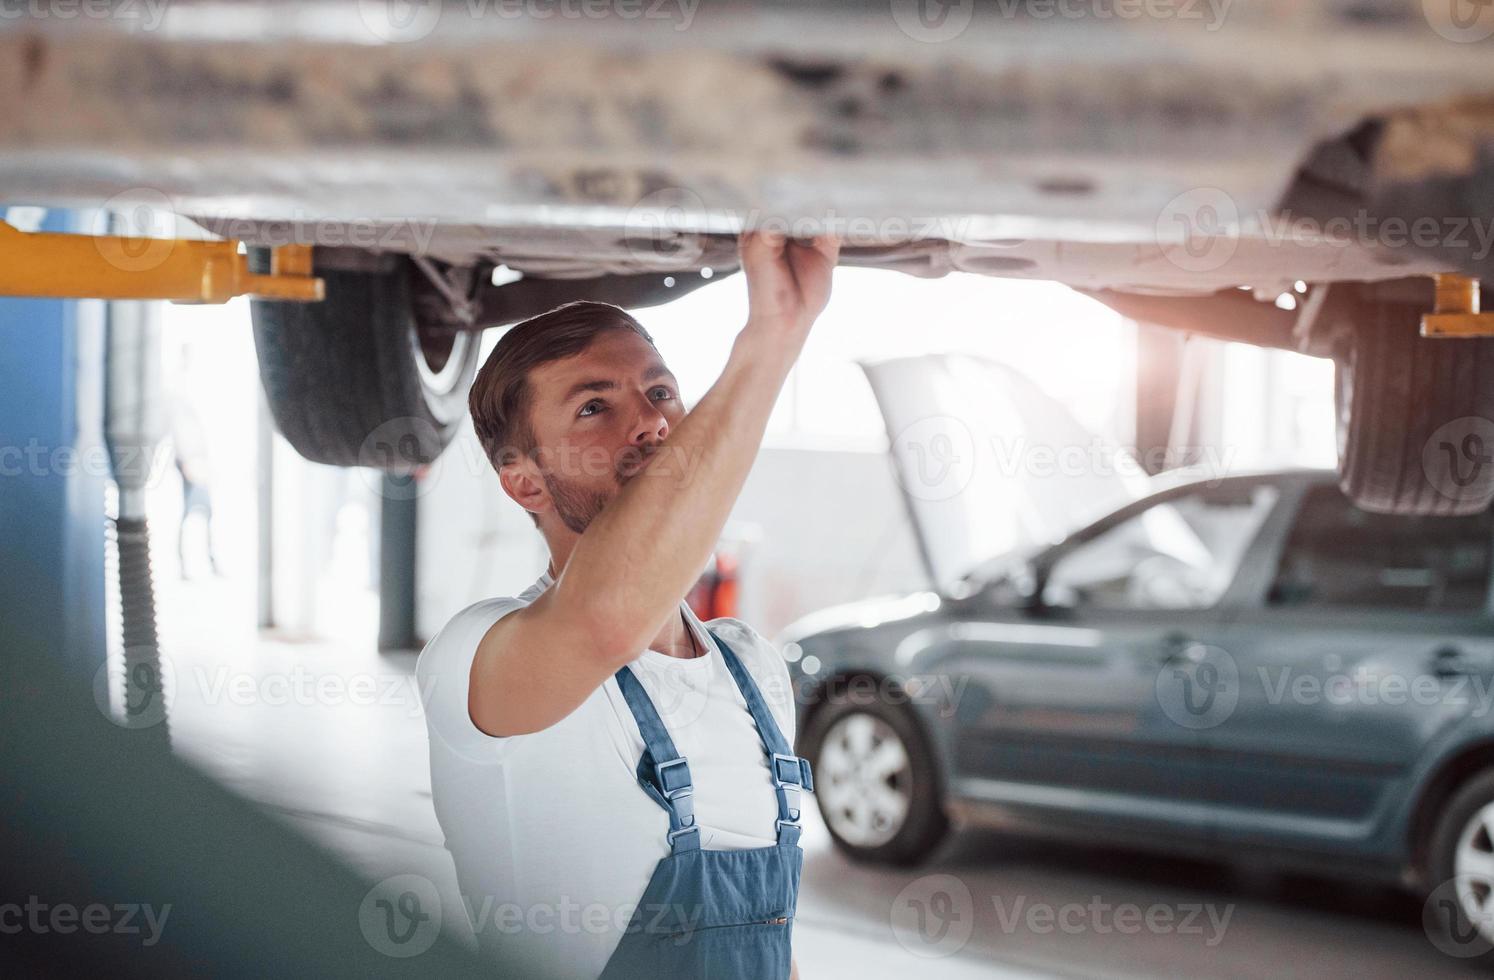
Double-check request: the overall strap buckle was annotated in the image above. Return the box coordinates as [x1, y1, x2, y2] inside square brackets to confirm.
[770, 752, 813, 830]
[653, 756, 698, 851]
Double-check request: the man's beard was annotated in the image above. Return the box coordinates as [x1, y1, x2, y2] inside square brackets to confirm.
[540, 445, 656, 535]
[542, 471, 612, 535]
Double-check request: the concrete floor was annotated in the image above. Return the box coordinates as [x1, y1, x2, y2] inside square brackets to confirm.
[154, 573, 1482, 979]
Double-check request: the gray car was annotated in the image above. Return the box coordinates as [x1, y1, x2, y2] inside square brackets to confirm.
[782, 467, 1494, 953]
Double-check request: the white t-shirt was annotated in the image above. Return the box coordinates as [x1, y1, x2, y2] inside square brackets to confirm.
[415, 571, 797, 979]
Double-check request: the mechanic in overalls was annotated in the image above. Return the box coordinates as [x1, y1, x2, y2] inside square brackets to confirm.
[417, 231, 839, 978]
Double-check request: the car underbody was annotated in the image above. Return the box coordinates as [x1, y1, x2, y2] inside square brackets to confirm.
[5, 0, 1494, 514]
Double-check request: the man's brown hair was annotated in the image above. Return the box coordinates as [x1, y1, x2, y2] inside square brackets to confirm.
[468, 301, 656, 471]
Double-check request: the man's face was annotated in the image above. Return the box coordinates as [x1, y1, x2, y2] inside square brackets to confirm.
[519, 329, 684, 534]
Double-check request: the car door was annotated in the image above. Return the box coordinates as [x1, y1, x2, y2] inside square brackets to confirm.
[1207, 481, 1494, 854]
[942, 477, 1283, 836]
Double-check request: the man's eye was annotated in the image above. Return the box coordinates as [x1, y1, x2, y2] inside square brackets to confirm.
[579, 400, 605, 417]
[651, 386, 674, 401]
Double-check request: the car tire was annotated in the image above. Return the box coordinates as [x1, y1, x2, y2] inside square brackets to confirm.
[800, 685, 948, 866]
[1424, 770, 1494, 961]
[1335, 293, 1494, 516]
[248, 249, 479, 471]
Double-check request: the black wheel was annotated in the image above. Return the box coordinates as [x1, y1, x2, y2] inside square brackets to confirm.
[801, 683, 948, 866]
[248, 249, 479, 471]
[1335, 289, 1494, 516]
[1424, 770, 1494, 962]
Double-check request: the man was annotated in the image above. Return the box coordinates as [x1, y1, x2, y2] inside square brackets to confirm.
[416, 231, 839, 979]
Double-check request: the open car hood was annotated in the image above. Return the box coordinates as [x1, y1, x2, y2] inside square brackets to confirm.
[861, 354, 1149, 593]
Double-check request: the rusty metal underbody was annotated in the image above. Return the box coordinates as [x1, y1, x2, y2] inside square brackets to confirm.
[2, 1, 1493, 297]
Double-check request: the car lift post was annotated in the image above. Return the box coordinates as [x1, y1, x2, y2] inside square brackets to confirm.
[0, 209, 108, 689]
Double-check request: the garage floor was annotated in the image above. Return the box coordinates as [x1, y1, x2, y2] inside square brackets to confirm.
[157, 574, 1479, 979]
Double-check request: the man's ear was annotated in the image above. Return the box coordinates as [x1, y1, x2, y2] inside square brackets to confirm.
[498, 458, 549, 520]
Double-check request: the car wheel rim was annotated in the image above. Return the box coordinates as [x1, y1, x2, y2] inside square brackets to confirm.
[413, 326, 472, 398]
[1454, 802, 1494, 944]
[817, 712, 913, 848]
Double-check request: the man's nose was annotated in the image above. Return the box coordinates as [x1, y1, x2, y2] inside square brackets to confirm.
[630, 395, 669, 445]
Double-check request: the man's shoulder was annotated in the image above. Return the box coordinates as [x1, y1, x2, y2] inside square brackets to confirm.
[702, 616, 774, 656]
[417, 577, 551, 676]
[417, 594, 533, 679]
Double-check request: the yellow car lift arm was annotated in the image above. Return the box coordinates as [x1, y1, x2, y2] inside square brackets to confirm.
[0, 220, 323, 304]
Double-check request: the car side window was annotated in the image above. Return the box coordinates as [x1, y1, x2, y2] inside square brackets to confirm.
[1267, 485, 1493, 612]
[1043, 483, 1280, 611]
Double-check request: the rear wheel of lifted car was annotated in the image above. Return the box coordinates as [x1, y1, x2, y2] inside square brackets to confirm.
[1424, 770, 1494, 962]
[1335, 287, 1494, 516]
[801, 686, 948, 866]
[248, 248, 479, 471]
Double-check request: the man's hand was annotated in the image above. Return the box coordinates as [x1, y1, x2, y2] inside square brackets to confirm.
[740, 231, 840, 341]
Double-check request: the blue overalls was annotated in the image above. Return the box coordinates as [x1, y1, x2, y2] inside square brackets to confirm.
[598, 629, 814, 980]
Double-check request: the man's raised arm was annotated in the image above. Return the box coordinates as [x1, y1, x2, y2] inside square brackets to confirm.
[469, 231, 839, 737]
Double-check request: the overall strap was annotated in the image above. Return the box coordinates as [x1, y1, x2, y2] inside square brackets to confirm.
[613, 665, 700, 853]
[707, 629, 815, 847]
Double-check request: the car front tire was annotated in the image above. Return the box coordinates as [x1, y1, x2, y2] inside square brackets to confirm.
[1425, 770, 1494, 962]
[801, 685, 948, 866]
[248, 249, 479, 472]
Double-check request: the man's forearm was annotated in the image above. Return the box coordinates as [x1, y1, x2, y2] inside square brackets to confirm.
[552, 322, 801, 663]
